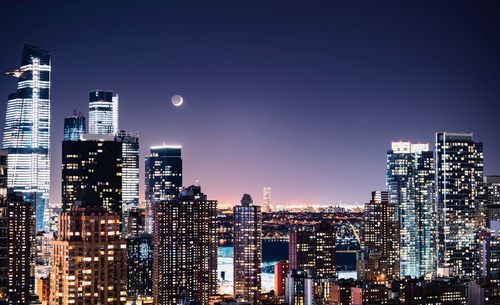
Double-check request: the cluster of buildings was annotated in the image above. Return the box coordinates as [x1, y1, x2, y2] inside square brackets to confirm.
[1, 44, 499, 305]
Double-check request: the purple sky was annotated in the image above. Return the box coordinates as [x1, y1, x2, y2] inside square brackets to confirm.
[1, 1, 500, 206]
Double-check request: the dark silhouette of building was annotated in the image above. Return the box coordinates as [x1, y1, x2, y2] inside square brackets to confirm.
[127, 233, 153, 297]
[153, 185, 217, 305]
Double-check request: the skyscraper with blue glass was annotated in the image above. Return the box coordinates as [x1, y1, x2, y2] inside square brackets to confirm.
[2, 44, 51, 232]
[63, 111, 86, 141]
[386, 141, 436, 278]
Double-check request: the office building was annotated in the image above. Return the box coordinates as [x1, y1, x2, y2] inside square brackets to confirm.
[402, 278, 468, 305]
[386, 141, 436, 277]
[127, 233, 153, 298]
[263, 187, 271, 213]
[361, 191, 399, 281]
[144, 145, 182, 233]
[435, 132, 484, 278]
[289, 221, 336, 279]
[49, 187, 127, 305]
[61, 135, 122, 214]
[88, 90, 119, 135]
[233, 194, 262, 305]
[2, 44, 51, 232]
[125, 207, 146, 237]
[63, 111, 86, 141]
[6, 192, 32, 305]
[115, 131, 139, 212]
[274, 260, 288, 297]
[153, 185, 217, 305]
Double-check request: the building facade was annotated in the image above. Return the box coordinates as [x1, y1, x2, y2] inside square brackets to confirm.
[115, 131, 139, 212]
[61, 135, 122, 214]
[88, 90, 119, 135]
[2, 44, 51, 232]
[144, 145, 182, 233]
[49, 188, 126, 305]
[127, 233, 153, 298]
[63, 111, 86, 141]
[386, 141, 436, 277]
[435, 132, 484, 278]
[233, 194, 262, 305]
[153, 185, 217, 305]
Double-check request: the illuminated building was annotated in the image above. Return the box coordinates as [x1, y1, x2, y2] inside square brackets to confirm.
[6, 192, 32, 305]
[153, 185, 217, 305]
[263, 187, 271, 213]
[284, 270, 333, 305]
[402, 278, 468, 305]
[34, 231, 53, 287]
[485, 176, 500, 227]
[88, 90, 119, 135]
[479, 221, 500, 285]
[361, 191, 399, 281]
[2, 44, 51, 232]
[435, 132, 484, 278]
[115, 131, 139, 212]
[127, 233, 153, 297]
[386, 141, 436, 277]
[144, 145, 182, 233]
[63, 111, 86, 141]
[469, 282, 500, 305]
[329, 279, 355, 305]
[350, 284, 388, 305]
[289, 221, 336, 279]
[61, 134, 122, 214]
[49, 187, 127, 305]
[233, 194, 262, 305]
[274, 260, 288, 297]
[125, 207, 146, 237]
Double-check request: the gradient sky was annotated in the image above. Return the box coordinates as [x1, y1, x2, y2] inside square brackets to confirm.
[1, 1, 500, 206]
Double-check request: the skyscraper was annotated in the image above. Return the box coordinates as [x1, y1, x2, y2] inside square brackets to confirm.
[49, 187, 127, 305]
[153, 185, 217, 305]
[263, 187, 271, 213]
[115, 131, 139, 212]
[63, 111, 86, 141]
[2, 44, 51, 232]
[88, 90, 119, 135]
[386, 141, 436, 277]
[361, 191, 399, 281]
[61, 135, 122, 214]
[435, 132, 484, 278]
[6, 192, 32, 305]
[233, 194, 262, 305]
[127, 233, 153, 298]
[289, 221, 336, 279]
[144, 145, 182, 233]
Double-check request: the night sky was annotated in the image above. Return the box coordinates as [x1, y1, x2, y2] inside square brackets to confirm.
[1, 1, 500, 206]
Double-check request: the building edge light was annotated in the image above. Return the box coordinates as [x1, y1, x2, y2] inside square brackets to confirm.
[150, 144, 182, 149]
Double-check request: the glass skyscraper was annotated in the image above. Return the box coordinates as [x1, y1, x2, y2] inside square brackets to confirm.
[144, 145, 182, 233]
[386, 142, 436, 278]
[63, 111, 86, 141]
[2, 44, 51, 232]
[88, 90, 119, 135]
[435, 132, 484, 279]
[115, 130, 139, 211]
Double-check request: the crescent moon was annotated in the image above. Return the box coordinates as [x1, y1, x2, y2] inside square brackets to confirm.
[171, 95, 183, 107]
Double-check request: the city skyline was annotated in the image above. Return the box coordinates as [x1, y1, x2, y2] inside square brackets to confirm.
[1, 1, 500, 207]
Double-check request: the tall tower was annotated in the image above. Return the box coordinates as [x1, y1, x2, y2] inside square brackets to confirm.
[115, 131, 139, 212]
[88, 90, 119, 135]
[263, 187, 271, 212]
[144, 145, 182, 233]
[63, 111, 86, 141]
[435, 132, 484, 278]
[386, 141, 436, 277]
[2, 44, 51, 232]
[362, 191, 400, 281]
[49, 187, 127, 305]
[152, 185, 217, 305]
[233, 194, 262, 305]
[61, 135, 122, 214]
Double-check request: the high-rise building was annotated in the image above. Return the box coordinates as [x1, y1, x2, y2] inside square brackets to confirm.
[361, 191, 399, 281]
[0, 151, 7, 304]
[435, 132, 484, 278]
[2, 44, 51, 232]
[153, 185, 217, 305]
[63, 111, 86, 141]
[49, 187, 127, 305]
[61, 135, 122, 214]
[289, 221, 336, 279]
[485, 176, 500, 227]
[144, 145, 182, 233]
[125, 207, 146, 237]
[127, 233, 153, 298]
[274, 260, 288, 297]
[233, 194, 262, 305]
[263, 187, 271, 213]
[115, 131, 139, 212]
[88, 90, 119, 135]
[6, 192, 32, 305]
[386, 141, 436, 277]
